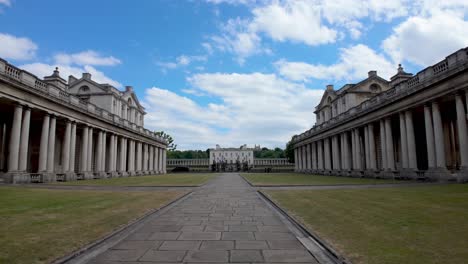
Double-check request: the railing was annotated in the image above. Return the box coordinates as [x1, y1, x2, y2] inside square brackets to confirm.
[0, 59, 168, 145]
[293, 47, 468, 144]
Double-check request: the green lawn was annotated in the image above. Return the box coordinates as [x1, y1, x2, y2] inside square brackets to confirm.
[0, 187, 185, 264]
[54, 173, 218, 186]
[265, 185, 468, 264]
[242, 173, 403, 186]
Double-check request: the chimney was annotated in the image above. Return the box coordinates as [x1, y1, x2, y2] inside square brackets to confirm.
[82, 73, 92, 80]
[368, 70, 377, 77]
[326, 84, 334, 90]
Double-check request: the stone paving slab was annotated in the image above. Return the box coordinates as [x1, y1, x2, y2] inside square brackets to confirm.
[87, 173, 319, 263]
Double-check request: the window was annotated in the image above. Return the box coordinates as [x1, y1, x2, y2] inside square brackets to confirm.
[79, 85, 90, 92]
[370, 83, 381, 93]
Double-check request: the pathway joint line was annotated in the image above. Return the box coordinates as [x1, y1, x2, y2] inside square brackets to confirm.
[258, 190, 350, 264]
[54, 191, 193, 264]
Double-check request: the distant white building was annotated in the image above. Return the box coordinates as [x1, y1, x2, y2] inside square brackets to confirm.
[209, 145, 255, 165]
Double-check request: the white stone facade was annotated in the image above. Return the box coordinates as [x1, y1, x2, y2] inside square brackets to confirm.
[209, 145, 254, 165]
[0, 59, 168, 183]
[292, 47, 468, 182]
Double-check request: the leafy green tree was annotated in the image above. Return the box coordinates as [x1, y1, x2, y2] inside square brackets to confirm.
[285, 137, 295, 163]
[155, 131, 177, 151]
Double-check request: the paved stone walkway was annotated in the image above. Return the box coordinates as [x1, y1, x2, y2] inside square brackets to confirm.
[89, 173, 318, 263]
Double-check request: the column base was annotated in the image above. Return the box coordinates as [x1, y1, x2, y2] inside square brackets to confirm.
[425, 167, 454, 181]
[128, 171, 136, 176]
[456, 167, 468, 182]
[3, 172, 31, 184]
[363, 170, 376, 178]
[399, 169, 418, 180]
[119, 172, 129, 177]
[350, 170, 364, 177]
[64, 172, 76, 181]
[108, 171, 119, 178]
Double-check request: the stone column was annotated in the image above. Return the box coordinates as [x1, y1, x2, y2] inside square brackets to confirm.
[162, 149, 166, 173]
[46, 116, 56, 173]
[368, 124, 376, 170]
[136, 141, 142, 172]
[101, 132, 107, 172]
[297, 147, 303, 171]
[399, 113, 408, 169]
[70, 122, 76, 173]
[364, 127, 369, 170]
[149, 145, 154, 173]
[62, 121, 71, 173]
[317, 140, 323, 170]
[96, 131, 103, 173]
[456, 94, 468, 168]
[302, 145, 307, 171]
[351, 130, 356, 169]
[342, 133, 349, 170]
[333, 135, 341, 171]
[108, 134, 114, 172]
[154, 146, 159, 173]
[324, 138, 331, 170]
[311, 142, 317, 171]
[432, 102, 446, 168]
[87, 128, 93, 173]
[424, 106, 436, 168]
[405, 111, 417, 170]
[294, 148, 298, 171]
[159, 148, 163, 173]
[8, 104, 22, 172]
[17, 107, 31, 172]
[122, 138, 128, 173]
[80, 126, 88, 172]
[380, 120, 387, 170]
[119, 136, 126, 174]
[39, 114, 50, 172]
[385, 118, 395, 170]
[127, 139, 133, 173]
[355, 129, 362, 170]
[306, 144, 311, 171]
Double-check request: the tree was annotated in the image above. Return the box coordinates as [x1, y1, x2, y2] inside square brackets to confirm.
[155, 131, 177, 151]
[285, 137, 295, 163]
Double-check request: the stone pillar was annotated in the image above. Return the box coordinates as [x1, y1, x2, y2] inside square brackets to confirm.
[62, 121, 71, 173]
[159, 148, 163, 173]
[39, 114, 50, 172]
[18, 107, 30, 172]
[306, 144, 311, 171]
[333, 135, 341, 171]
[46, 116, 56, 174]
[385, 118, 395, 171]
[368, 124, 376, 170]
[153, 146, 159, 173]
[364, 127, 370, 170]
[108, 134, 114, 172]
[324, 138, 331, 171]
[122, 138, 128, 173]
[301, 145, 307, 171]
[144, 143, 148, 173]
[127, 139, 133, 174]
[432, 102, 446, 169]
[341, 133, 348, 171]
[162, 149, 166, 173]
[405, 111, 417, 170]
[317, 140, 323, 171]
[297, 147, 303, 171]
[351, 130, 356, 170]
[80, 126, 88, 172]
[294, 148, 298, 172]
[8, 104, 22, 172]
[149, 145, 154, 173]
[101, 132, 107, 173]
[136, 141, 142, 173]
[70, 122, 76, 173]
[424, 106, 436, 168]
[96, 131, 103, 174]
[355, 129, 362, 171]
[380, 120, 387, 170]
[456, 94, 468, 169]
[311, 142, 317, 171]
[119, 137, 127, 175]
[399, 112, 409, 169]
[87, 127, 93, 173]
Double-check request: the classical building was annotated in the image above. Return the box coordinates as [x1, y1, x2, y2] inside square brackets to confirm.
[209, 144, 255, 165]
[292, 47, 468, 182]
[0, 58, 167, 183]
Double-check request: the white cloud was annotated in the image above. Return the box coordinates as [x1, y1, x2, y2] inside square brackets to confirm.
[276, 44, 396, 82]
[0, 0, 10, 6]
[158, 54, 207, 71]
[20, 63, 123, 88]
[0, 33, 37, 60]
[143, 72, 323, 150]
[54, 50, 121, 66]
[382, 9, 468, 66]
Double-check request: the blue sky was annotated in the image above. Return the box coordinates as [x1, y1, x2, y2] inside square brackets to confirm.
[1, 0, 468, 150]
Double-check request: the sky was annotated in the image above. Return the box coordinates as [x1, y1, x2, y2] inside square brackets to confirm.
[1, 0, 468, 150]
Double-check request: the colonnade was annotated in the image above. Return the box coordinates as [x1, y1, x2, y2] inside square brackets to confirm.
[2, 103, 167, 183]
[295, 93, 468, 181]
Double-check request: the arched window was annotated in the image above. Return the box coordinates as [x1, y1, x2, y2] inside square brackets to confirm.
[327, 97, 332, 104]
[127, 98, 132, 106]
[370, 83, 381, 93]
[79, 85, 90, 92]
